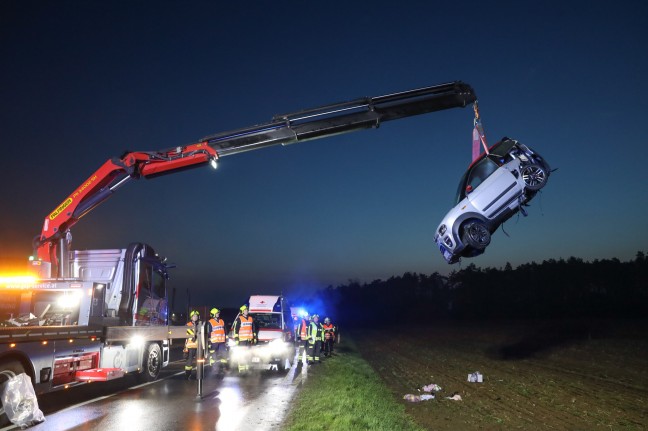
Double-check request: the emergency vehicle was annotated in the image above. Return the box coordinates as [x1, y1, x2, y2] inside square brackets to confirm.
[0, 81, 476, 420]
[228, 295, 294, 371]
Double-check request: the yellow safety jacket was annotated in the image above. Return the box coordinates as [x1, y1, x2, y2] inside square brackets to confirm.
[186, 321, 198, 349]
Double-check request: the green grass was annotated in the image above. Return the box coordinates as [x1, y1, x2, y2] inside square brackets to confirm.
[283, 338, 424, 431]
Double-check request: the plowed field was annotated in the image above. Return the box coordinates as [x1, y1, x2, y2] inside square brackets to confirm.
[353, 319, 648, 430]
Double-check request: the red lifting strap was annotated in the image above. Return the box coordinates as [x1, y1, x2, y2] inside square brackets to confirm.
[472, 102, 489, 162]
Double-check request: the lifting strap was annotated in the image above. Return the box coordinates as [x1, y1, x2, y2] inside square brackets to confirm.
[472, 102, 489, 162]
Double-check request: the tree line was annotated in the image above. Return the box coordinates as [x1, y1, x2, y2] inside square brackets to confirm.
[315, 252, 648, 325]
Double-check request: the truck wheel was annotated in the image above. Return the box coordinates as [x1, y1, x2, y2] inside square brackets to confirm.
[0, 359, 27, 427]
[137, 343, 161, 382]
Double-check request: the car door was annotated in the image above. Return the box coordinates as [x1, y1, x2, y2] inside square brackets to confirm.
[465, 158, 521, 220]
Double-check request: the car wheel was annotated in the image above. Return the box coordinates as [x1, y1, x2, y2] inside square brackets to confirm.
[521, 163, 547, 191]
[461, 221, 491, 250]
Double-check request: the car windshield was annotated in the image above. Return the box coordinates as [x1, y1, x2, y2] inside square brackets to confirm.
[251, 313, 282, 330]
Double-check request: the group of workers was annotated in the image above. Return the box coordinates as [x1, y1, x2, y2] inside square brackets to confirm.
[183, 305, 338, 379]
[184, 307, 229, 379]
[184, 304, 259, 378]
[294, 313, 337, 365]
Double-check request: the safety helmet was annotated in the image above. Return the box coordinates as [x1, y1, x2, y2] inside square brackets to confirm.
[312, 314, 319, 319]
[240, 305, 248, 312]
[210, 308, 220, 317]
[190, 310, 200, 318]
[324, 317, 330, 323]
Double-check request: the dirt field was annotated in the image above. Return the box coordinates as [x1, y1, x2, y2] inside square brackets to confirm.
[353, 319, 648, 430]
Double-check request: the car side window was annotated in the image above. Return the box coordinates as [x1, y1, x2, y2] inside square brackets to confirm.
[467, 158, 499, 192]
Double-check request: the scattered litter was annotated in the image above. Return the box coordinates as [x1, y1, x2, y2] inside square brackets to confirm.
[446, 393, 462, 401]
[403, 393, 435, 402]
[403, 394, 421, 402]
[467, 371, 483, 383]
[421, 383, 442, 392]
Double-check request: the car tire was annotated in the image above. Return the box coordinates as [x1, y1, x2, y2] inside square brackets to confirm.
[461, 221, 491, 250]
[521, 163, 547, 191]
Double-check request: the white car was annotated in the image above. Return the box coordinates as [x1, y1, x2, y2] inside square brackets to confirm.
[434, 138, 551, 264]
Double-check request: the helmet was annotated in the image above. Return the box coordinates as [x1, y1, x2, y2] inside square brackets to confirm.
[324, 317, 330, 324]
[190, 310, 200, 318]
[210, 308, 220, 317]
[240, 305, 248, 312]
[312, 314, 319, 319]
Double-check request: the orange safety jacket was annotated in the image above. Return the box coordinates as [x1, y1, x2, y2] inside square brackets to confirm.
[322, 323, 335, 340]
[186, 321, 198, 349]
[235, 315, 254, 341]
[208, 317, 226, 343]
[300, 319, 308, 339]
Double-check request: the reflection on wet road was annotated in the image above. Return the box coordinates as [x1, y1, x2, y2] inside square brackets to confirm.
[5, 351, 308, 431]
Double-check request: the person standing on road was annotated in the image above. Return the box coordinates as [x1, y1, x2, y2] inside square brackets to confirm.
[231, 305, 257, 372]
[322, 317, 336, 357]
[207, 307, 227, 375]
[296, 313, 310, 364]
[184, 309, 201, 379]
[306, 314, 323, 364]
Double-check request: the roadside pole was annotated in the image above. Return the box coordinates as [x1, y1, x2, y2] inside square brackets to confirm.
[196, 321, 205, 399]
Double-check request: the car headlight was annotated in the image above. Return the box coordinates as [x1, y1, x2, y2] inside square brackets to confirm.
[444, 237, 453, 248]
[438, 224, 447, 236]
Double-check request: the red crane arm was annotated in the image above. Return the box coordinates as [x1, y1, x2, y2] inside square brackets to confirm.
[36, 143, 218, 264]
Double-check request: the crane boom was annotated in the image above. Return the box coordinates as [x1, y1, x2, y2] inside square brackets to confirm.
[35, 81, 476, 276]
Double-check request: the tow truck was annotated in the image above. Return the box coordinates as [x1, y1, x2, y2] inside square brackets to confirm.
[0, 81, 476, 405]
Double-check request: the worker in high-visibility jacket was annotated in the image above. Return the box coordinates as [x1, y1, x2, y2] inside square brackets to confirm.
[322, 317, 336, 357]
[206, 307, 227, 374]
[184, 309, 201, 379]
[231, 304, 257, 372]
[295, 313, 310, 364]
[306, 314, 323, 364]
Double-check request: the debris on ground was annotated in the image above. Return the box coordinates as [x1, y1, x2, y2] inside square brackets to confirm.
[445, 392, 463, 401]
[403, 394, 435, 402]
[467, 371, 483, 382]
[421, 383, 442, 392]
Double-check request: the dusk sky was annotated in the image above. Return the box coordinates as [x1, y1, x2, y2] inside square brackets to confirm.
[1, 1, 646, 308]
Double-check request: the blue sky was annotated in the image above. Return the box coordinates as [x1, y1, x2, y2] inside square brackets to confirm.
[1, 1, 647, 307]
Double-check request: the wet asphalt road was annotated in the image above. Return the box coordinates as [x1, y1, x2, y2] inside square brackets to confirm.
[3, 349, 308, 431]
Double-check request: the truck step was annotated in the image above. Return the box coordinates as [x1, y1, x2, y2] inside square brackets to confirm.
[75, 368, 124, 382]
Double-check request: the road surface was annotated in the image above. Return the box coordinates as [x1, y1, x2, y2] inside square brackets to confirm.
[2, 349, 308, 431]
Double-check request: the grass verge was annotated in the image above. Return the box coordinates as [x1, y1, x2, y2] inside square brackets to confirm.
[282, 337, 424, 431]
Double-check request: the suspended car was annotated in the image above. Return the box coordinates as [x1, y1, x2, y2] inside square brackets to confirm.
[434, 137, 551, 264]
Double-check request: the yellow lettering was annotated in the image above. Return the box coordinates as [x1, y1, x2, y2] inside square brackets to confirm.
[49, 198, 73, 220]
